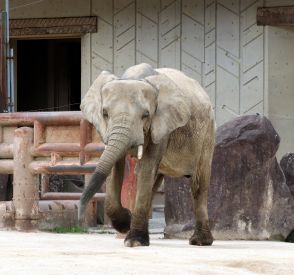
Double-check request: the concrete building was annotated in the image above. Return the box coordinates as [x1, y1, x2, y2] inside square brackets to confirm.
[0, 0, 294, 158]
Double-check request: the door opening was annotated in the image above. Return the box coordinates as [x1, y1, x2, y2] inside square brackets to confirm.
[17, 38, 81, 112]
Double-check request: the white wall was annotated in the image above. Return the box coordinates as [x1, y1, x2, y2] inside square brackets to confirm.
[4, 0, 268, 124]
[266, 26, 294, 159]
[87, 0, 267, 128]
[4, 0, 294, 157]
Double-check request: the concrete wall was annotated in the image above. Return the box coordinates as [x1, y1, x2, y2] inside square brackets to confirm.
[263, 0, 294, 158]
[3, 0, 294, 157]
[87, 0, 267, 127]
[266, 26, 294, 159]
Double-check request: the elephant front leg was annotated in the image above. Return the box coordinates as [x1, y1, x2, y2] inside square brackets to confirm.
[105, 158, 131, 233]
[124, 170, 154, 247]
[124, 154, 162, 247]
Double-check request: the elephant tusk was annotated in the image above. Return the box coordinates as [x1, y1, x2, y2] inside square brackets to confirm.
[137, 145, 143, 160]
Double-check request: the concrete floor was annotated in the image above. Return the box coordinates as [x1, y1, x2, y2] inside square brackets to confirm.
[0, 231, 293, 275]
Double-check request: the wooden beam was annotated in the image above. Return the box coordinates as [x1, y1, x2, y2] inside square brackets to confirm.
[10, 16, 97, 38]
[257, 6, 294, 26]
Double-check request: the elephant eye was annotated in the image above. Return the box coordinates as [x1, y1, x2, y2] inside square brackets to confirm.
[142, 110, 149, 119]
[102, 109, 108, 119]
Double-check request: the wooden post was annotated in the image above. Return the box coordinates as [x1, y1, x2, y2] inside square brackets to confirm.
[13, 127, 39, 230]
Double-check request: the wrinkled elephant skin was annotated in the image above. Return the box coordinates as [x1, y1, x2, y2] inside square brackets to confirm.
[79, 63, 215, 247]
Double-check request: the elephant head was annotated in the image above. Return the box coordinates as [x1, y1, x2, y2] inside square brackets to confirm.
[78, 64, 191, 222]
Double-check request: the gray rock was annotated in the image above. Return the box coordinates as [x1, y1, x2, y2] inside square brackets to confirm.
[285, 229, 294, 242]
[280, 153, 294, 197]
[209, 115, 293, 240]
[164, 115, 294, 240]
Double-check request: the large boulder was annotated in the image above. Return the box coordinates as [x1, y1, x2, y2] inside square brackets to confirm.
[280, 153, 294, 197]
[209, 114, 293, 240]
[164, 115, 294, 240]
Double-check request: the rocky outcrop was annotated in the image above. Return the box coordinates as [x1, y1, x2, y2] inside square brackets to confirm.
[209, 115, 294, 240]
[280, 153, 294, 197]
[164, 115, 294, 240]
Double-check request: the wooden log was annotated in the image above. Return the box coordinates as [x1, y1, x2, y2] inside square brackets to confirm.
[257, 6, 294, 26]
[13, 127, 39, 230]
[10, 17, 97, 38]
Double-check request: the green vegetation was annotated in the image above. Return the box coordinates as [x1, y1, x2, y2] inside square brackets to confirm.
[50, 226, 88, 234]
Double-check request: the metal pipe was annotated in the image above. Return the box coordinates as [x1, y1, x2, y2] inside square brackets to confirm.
[0, 111, 83, 126]
[0, 143, 13, 158]
[41, 192, 105, 201]
[0, 159, 13, 173]
[9, 48, 14, 112]
[29, 160, 97, 174]
[5, 0, 11, 112]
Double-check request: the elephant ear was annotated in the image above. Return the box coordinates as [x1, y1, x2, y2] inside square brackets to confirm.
[145, 73, 191, 144]
[80, 71, 117, 141]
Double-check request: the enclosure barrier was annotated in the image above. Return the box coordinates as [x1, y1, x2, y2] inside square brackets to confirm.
[0, 111, 117, 230]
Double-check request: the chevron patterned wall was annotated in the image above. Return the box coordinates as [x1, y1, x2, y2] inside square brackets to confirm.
[89, 0, 266, 126]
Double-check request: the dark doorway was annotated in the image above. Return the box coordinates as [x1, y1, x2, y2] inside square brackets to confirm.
[17, 38, 81, 111]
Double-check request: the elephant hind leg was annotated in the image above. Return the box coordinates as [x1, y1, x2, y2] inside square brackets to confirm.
[189, 127, 214, 246]
[189, 175, 213, 246]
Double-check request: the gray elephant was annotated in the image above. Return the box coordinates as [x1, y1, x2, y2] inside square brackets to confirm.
[79, 63, 215, 247]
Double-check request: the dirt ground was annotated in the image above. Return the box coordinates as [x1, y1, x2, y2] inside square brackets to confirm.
[0, 231, 293, 275]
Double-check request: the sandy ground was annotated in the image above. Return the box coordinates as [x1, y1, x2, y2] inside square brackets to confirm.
[0, 231, 293, 275]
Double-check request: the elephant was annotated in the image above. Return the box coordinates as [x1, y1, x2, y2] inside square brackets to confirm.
[79, 63, 215, 247]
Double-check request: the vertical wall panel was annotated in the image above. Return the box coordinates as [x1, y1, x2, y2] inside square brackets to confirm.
[136, 0, 160, 67]
[215, 0, 240, 126]
[91, 0, 113, 79]
[113, 0, 136, 75]
[181, 0, 204, 83]
[182, 0, 204, 24]
[240, 0, 264, 115]
[159, 0, 181, 69]
[204, 0, 216, 109]
[88, 0, 265, 126]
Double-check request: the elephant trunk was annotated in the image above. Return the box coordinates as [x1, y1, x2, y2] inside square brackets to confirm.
[78, 115, 131, 223]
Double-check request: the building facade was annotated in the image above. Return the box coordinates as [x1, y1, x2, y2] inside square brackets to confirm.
[1, 0, 294, 158]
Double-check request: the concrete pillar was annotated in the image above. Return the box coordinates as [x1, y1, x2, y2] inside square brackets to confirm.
[13, 127, 39, 230]
[84, 174, 97, 227]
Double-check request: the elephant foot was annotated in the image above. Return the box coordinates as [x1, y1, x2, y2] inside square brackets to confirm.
[109, 207, 131, 233]
[189, 222, 213, 246]
[124, 229, 150, 247]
